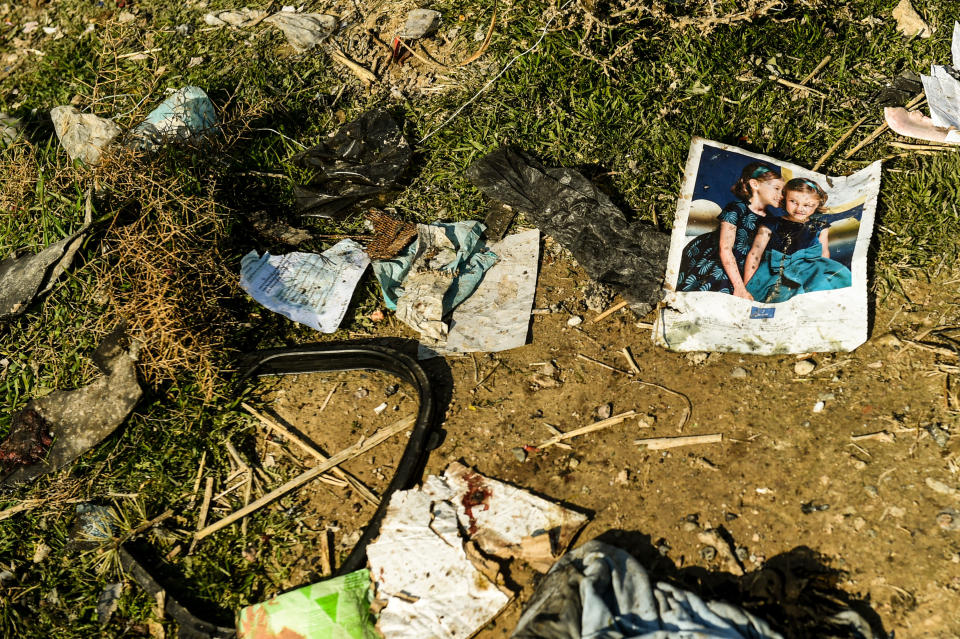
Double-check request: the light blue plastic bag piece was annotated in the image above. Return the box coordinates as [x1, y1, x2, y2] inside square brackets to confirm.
[372, 221, 497, 312]
[128, 86, 217, 150]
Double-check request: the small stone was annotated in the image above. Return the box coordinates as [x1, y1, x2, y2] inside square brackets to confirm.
[656, 541, 671, 556]
[510, 447, 527, 463]
[354, 387, 369, 398]
[699, 546, 717, 561]
[682, 521, 699, 532]
[539, 362, 557, 376]
[568, 456, 581, 469]
[730, 366, 748, 378]
[384, 384, 399, 397]
[725, 512, 739, 521]
[686, 352, 709, 365]
[888, 506, 906, 518]
[374, 402, 388, 415]
[567, 315, 583, 327]
[581, 485, 591, 495]
[926, 424, 950, 448]
[812, 401, 825, 413]
[615, 469, 629, 485]
[864, 485, 879, 498]
[853, 517, 866, 531]
[874, 333, 902, 348]
[937, 509, 960, 531]
[32, 543, 51, 563]
[794, 359, 816, 375]
[801, 420, 811, 428]
[817, 392, 836, 402]
[851, 458, 868, 470]
[595, 403, 613, 420]
[735, 547, 749, 562]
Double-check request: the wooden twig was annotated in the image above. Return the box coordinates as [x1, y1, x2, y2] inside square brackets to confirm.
[851, 430, 895, 443]
[225, 441, 249, 472]
[196, 478, 214, 531]
[474, 360, 502, 389]
[812, 115, 870, 171]
[771, 75, 825, 97]
[635, 433, 722, 450]
[538, 411, 639, 449]
[889, 141, 958, 152]
[242, 402, 379, 505]
[326, 44, 376, 84]
[319, 382, 340, 412]
[319, 528, 334, 575]
[577, 353, 633, 376]
[621, 347, 642, 375]
[591, 300, 628, 323]
[110, 510, 174, 550]
[540, 423, 573, 450]
[195, 415, 416, 541]
[797, 55, 831, 87]
[458, 0, 497, 66]
[187, 451, 206, 509]
[633, 380, 692, 432]
[240, 469, 253, 537]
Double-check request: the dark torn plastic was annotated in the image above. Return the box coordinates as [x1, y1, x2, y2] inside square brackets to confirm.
[293, 109, 411, 221]
[875, 71, 924, 107]
[467, 147, 670, 316]
[2, 332, 142, 485]
[0, 228, 88, 321]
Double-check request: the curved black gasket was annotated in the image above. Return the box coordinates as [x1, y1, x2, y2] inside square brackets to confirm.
[239, 343, 438, 575]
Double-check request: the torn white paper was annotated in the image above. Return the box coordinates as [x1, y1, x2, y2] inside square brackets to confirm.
[657, 138, 880, 354]
[50, 106, 120, 165]
[366, 462, 588, 639]
[421, 229, 540, 358]
[366, 488, 511, 639]
[240, 239, 369, 333]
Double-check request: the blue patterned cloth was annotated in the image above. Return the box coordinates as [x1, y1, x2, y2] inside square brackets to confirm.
[677, 201, 764, 293]
[745, 216, 852, 303]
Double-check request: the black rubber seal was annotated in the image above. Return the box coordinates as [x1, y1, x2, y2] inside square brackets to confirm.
[239, 343, 438, 575]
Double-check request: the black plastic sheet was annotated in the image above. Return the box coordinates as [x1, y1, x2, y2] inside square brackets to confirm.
[293, 109, 411, 221]
[467, 148, 669, 315]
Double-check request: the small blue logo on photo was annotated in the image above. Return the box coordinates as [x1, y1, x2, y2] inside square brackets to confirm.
[750, 307, 775, 319]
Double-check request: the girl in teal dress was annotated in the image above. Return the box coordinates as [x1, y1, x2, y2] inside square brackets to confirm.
[677, 162, 784, 299]
[743, 178, 852, 303]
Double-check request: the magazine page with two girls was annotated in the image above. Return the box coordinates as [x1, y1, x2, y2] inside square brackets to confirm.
[656, 138, 881, 354]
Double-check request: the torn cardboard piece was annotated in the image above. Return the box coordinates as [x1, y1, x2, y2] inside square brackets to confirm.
[467, 147, 669, 316]
[885, 22, 960, 144]
[2, 334, 142, 485]
[419, 229, 540, 358]
[237, 569, 378, 639]
[366, 462, 588, 639]
[240, 239, 370, 334]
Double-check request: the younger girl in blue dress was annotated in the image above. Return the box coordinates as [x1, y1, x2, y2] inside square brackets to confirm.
[742, 178, 852, 303]
[677, 162, 784, 299]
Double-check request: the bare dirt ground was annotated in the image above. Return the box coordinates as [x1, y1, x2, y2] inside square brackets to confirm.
[256, 243, 960, 638]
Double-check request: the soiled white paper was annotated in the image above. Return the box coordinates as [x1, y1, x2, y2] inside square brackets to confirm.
[657, 138, 880, 354]
[420, 229, 540, 358]
[367, 462, 589, 639]
[240, 239, 369, 333]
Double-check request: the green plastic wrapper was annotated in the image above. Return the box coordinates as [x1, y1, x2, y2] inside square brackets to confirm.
[236, 569, 379, 639]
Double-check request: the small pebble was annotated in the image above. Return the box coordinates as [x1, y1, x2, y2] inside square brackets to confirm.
[682, 521, 699, 532]
[817, 392, 836, 401]
[794, 359, 816, 375]
[615, 469, 629, 485]
[864, 485, 879, 498]
[812, 401, 825, 413]
[725, 512, 739, 521]
[926, 424, 950, 448]
[686, 352, 709, 365]
[595, 403, 613, 420]
[384, 384, 399, 397]
[374, 402, 387, 414]
[735, 547, 749, 562]
[354, 387, 369, 399]
[730, 366, 748, 378]
[699, 546, 717, 561]
[567, 315, 583, 327]
[510, 447, 527, 463]
[568, 457, 581, 469]
[801, 420, 811, 428]
[938, 509, 960, 531]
